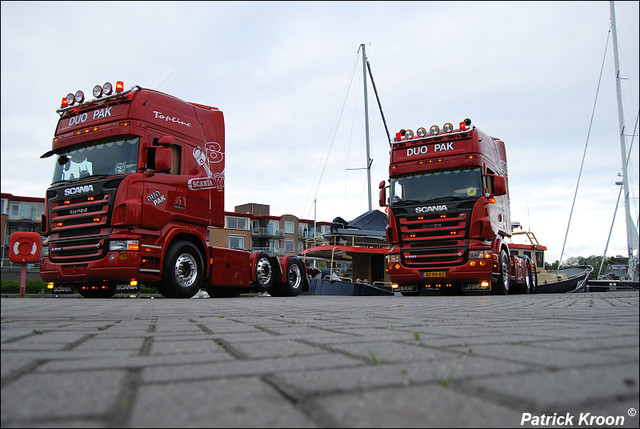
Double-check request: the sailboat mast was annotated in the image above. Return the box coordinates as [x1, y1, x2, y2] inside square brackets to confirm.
[361, 43, 373, 211]
[610, 1, 639, 279]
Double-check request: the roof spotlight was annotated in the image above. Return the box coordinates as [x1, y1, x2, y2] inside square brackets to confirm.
[443, 123, 454, 133]
[429, 125, 439, 135]
[103, 82, 113, 96]
[93, 85, 103, 98]
[416, 127, 427, 137]
[65, 93, 75, 106]
[405, 129, 414, 139]
[74, 90, 85, 104]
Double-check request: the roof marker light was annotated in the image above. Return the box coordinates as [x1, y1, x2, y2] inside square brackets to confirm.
[429, 125, 439, 135]
[443, 123, 453, 133]
[74, 90, 85, 104]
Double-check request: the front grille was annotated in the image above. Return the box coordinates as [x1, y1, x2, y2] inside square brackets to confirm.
[397, 210, 470, 267]
[46, 179, 121, 262]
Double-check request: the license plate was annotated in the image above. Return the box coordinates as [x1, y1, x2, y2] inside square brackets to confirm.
[463, 283, 489, 291]
[52, 286, 73, 294]
[399, 285, 416, 292]
[422, 271, 446, 278]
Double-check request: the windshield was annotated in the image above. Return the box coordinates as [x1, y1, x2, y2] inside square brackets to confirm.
[51, 136, 139, 184]
[390, 167, 483, 205]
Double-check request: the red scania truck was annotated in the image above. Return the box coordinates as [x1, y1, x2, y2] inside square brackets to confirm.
[378, 118, 536, 295]
[40, 81, 307, 298]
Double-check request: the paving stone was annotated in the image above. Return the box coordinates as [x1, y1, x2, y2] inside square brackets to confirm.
[1, 291, 637, 427]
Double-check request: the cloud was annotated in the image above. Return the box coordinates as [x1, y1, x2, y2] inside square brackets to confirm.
[1, 1, 637, 262]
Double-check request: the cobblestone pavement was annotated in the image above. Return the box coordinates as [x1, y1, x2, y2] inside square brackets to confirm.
[1, 291, 638, 428]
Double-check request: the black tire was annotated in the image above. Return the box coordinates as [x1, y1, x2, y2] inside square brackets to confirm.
[492, 248, 510, 295]
[159, 241, 204, 298]
[270, 257, 305, 297]
[77, 285, 116, 298]
[253, 252, 274, 292]
[206, 287, 243, 298]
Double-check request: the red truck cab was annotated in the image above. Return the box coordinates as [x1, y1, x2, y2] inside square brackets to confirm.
[379, 119, 534, 295]
[40, 82, 306, 298]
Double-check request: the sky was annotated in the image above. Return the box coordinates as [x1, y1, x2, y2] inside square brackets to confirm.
[1, 1, 638, 265]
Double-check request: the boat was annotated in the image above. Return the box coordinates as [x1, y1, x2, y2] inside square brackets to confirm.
[507, 228, 593, 293]
[302, 210, 398, 296]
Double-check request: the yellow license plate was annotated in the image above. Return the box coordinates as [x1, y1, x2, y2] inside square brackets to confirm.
[422, 271, 446, 278]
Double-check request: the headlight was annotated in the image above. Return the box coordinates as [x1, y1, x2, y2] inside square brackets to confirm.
[41, 245, 49, 257]
[109, 240, 139, 251]
[386, 254, 401, 263]
[469, 250, 492, 259]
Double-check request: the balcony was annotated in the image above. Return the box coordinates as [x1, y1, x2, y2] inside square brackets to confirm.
[251, 227, 284, 238]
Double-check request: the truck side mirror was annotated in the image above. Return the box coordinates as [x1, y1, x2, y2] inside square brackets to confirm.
[155, 146, 172, 173]
[493, 175, 507, 196]
[378, 180, 387, 207]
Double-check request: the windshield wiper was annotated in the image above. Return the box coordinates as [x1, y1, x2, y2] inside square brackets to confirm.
[50, 179, 71, 186]
[80, 174, 110, 180]
[392, 199, 424, 205]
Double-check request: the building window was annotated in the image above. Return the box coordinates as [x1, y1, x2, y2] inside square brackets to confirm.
[226, 216, 249, 230]
[285, 239, 294, 253]
[228, 235, 245, 250]
[284, 221, 295, 234]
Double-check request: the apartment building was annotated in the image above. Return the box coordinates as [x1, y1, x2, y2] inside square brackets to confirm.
[209, 203, 332, 256]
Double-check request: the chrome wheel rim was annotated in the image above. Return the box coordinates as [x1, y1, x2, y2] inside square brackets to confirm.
[175, 253, 198, 288]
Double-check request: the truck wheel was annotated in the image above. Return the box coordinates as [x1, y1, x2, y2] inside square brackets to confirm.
[253, 252, 274, 292]
[492, 249, 510, 295]
[270, 257, 305, 297]
[161, 241, 204, 298]
[77, 285, 116, 298]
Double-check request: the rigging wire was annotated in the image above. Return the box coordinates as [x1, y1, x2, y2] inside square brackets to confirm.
[301, 55, 360, 220]
[598, 110, 639, 278]
[558, 28, 611, 268]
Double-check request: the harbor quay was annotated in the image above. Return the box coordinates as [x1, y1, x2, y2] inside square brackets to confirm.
[1, 291, 638, 428]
